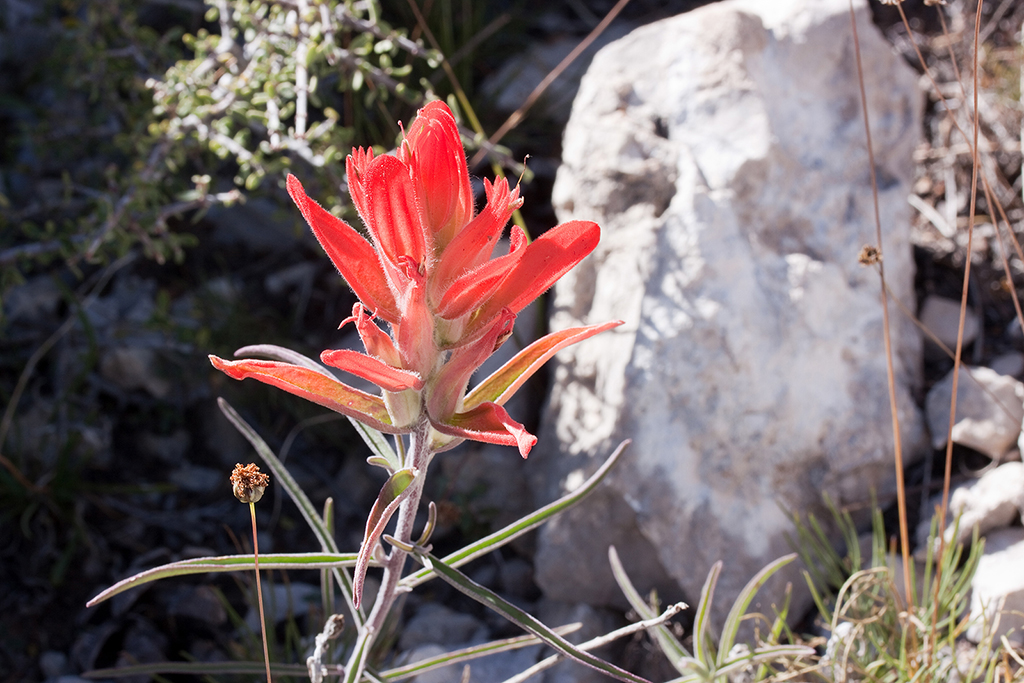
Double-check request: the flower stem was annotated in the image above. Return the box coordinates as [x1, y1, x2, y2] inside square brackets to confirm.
[343, 416, 431, 683]
[251, 501, 273, 683]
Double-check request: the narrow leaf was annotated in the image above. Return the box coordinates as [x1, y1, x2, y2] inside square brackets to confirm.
[211, 356, 401, 433]
[412, 548, 653, 683]
[716, 554, 797, 667]
[354, 468, 418, 607]
[217, 398, 364, 626]
[609, 546, 691, 669]
[692, 561, 722, 667]
[233, 344, 401, 469]
[400, 440, 630, 590]
[87, 553, 360, 607]
[85, 660, 312, 679]
[380, 626, 581, 682]
[235, 344, 337, 377]
[501, 604, 686, 683]
[464, 321, 624, 410]
[351, 421, 401, 471]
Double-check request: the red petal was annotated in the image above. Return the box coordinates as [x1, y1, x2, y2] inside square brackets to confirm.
[286, 174, 399, 323]
[402, 101, 473, 248]
[464, 320, 623, 411]
[319, 349, 423, 392]
[431, 177, 522, 300]
[210, 355, 404, 432]
[466, 220, 599, 339]
[363, 155, 428, 269]
[432, 402, 537, 458]
[426, 309, 516, 422]
[434, 226, 527, 320]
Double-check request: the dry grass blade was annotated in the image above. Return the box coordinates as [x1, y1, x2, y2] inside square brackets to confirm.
[467, 0, 634, 169]
[847, 0, 913, 611]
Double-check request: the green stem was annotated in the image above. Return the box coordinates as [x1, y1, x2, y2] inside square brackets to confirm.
[343, 416, 431, 683]
[251, 501, 273, 683]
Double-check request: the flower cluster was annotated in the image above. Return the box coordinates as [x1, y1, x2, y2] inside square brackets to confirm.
[210, 101, 619, 457]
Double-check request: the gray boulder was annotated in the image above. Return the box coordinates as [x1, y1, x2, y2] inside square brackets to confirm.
[532, 0, 925, 627]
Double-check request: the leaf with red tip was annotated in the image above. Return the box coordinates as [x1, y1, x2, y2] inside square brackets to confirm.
[464, 320, 623, 411]
[363, 155, 427, 269]
[319, 349, 423, 392]
[434, 226, 526, 320]
[210, 355, 403, 433]
[466, 220, 599, 339]
[431, 402, 537, 458]
[431, 177, 522, 300]
[353, 468, 417, 607]
[286, 174, 399, 323]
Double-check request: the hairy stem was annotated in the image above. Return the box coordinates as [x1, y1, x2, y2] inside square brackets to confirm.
[343, 415, 431, 682]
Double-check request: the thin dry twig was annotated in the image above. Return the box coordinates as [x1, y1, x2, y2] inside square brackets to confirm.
[467, 0, 633, 169]
[848, 0, 913, 613]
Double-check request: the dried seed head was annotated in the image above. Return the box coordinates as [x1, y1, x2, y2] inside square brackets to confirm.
[858, 244, 882, 266]
[231, 463, 270, 504]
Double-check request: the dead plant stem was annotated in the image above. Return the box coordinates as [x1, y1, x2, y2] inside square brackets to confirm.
[930, 0, 985, 663]
[848, 0, 913, 613]
[251, 501, 273, 683]
[467, 0, 633, 170]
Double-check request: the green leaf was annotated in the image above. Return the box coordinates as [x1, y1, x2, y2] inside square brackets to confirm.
[353, 468, 417, 608]
[87, 553, 360, 607]
[350, 418, 401, 471]
[380, 626, 581, 682]
[716, 554, 797, 668]
[411, 548, 653, 683]
[216, 398, 365, 626]
[84, 660, 311, 679]
[401, 440, 630, 590]
[503, 603, 686, 683]
[608, 546, 691, 671]
[692, 561, 721, 667]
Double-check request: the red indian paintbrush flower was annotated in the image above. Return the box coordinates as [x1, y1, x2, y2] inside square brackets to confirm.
[210, 101, 620, 457]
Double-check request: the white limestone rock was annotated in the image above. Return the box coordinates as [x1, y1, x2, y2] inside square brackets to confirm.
[532, 0, 924, 628]
[966, 527, 1024, 645]
[925, 366, 1024, 458]
[918, 463, 1024, 556]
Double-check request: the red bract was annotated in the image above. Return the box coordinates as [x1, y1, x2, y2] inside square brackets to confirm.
[210, 101, 620, 457]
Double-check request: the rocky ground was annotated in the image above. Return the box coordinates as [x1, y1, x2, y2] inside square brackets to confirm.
[2, 1, 1024, 682]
